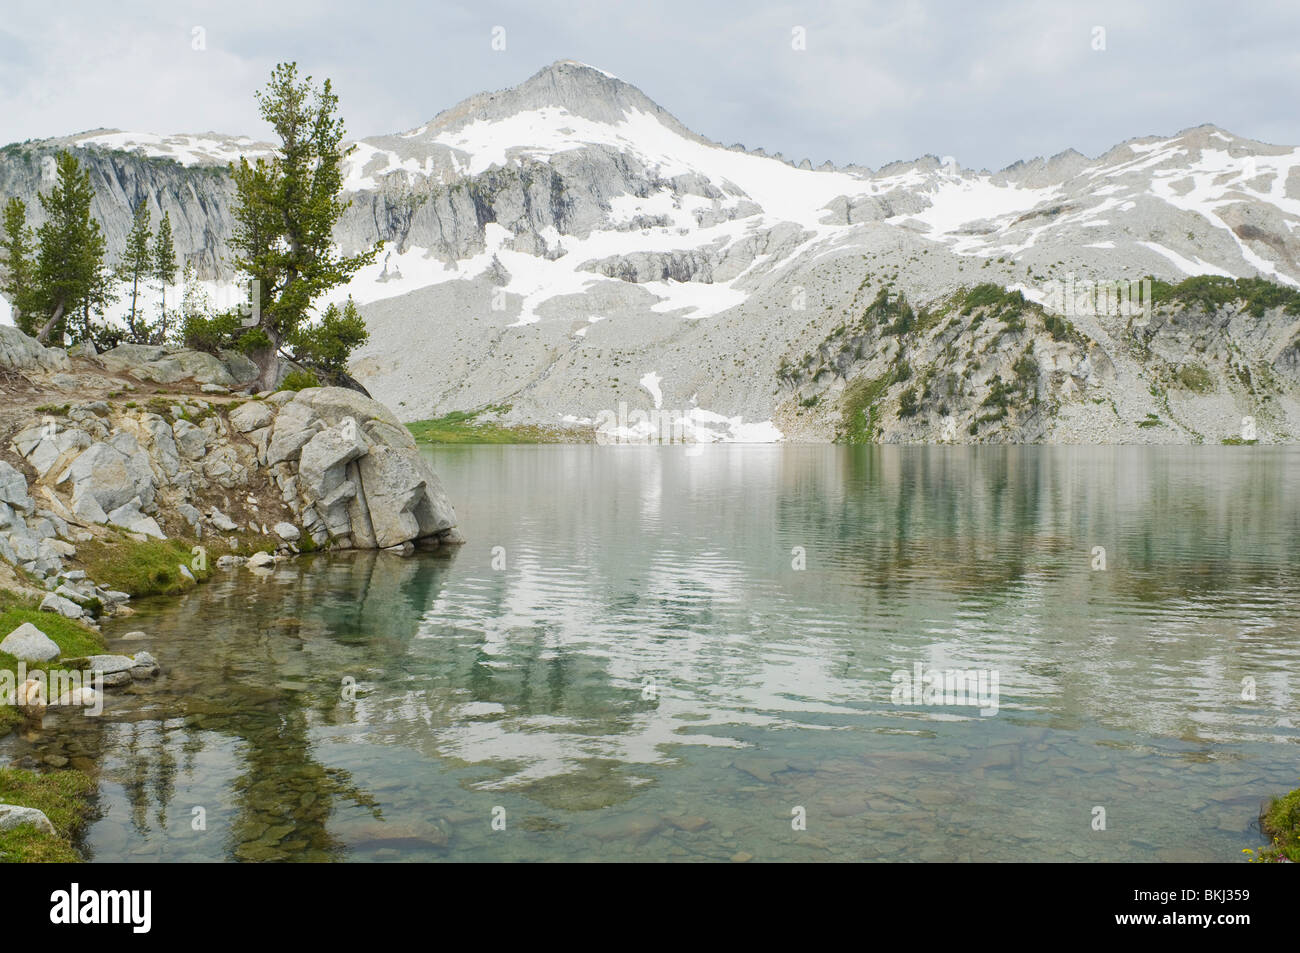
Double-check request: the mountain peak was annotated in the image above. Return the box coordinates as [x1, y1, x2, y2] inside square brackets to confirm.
[419, 59, 701, 143]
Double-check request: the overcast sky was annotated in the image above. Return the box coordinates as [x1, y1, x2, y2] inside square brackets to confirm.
[1, 0, 1296, 171]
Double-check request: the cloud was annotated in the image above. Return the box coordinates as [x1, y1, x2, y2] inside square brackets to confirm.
[0, 0, 1295, 170]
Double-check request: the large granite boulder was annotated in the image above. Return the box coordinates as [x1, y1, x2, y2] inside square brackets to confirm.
[276, 388, 460, 549]
[56, 440, 157, 523]
[0, 325, 70, 373]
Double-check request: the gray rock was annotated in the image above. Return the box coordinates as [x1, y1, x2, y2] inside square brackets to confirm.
[0, 622, 60, 661]
[172, 418, 208, 460]
[83, 654, 138, 675]
[176, 502, 202, 530]
[356, 444, 456, 547]
[106, 499, 165, 539]
[0, 804, 57, 835]
[298, 419, 368, 502]
[247, 551, 276, 568]
[229, 401, 275, 433]
[0, 325, 70, 373]
[39, 592, 85, 620]
[0, 461, 33, 511]
[209, 508, 238, 532]
[58, 441, 155, 522]
[273, 522, 300, 541]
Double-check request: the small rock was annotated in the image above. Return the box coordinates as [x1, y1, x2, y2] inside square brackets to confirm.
[0, 804, 57, 835]
[209, 508, 238, 532]
[82, 654, 138, 675]
[248, 551, 276, 568]
[39, 592, 84, 620]
[730, 851, 755, 863]
[0, 622, 61, 662]
[273, 522, 300, 541]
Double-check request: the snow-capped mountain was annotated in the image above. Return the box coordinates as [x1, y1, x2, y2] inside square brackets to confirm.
[3, 60, 1300, 440]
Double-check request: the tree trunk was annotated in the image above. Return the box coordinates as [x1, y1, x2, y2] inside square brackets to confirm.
[36, 299, 66, 345]
[250, 330, 282, 393]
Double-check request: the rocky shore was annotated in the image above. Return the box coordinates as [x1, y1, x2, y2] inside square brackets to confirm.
[1, 324, 462, 601]
[0, 323, 464, 858]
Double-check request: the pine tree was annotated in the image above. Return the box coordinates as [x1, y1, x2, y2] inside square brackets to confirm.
[152, 211, 177, 341]
[32, 152, 106, 344]
[119, 201, 152, 342]
[0, 197, 37, 334]
[229, 62, 380, 390]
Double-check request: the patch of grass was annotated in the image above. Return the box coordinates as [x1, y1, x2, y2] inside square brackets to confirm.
[0, 767, 97, 863]
[1246, 784, 1300, 862]
[1175, 363, 1214, 394]
[837, 371, 893, 444]
[0, 607, 106, 666]
[1137, 414, 1162, 428]
[70, 532, 212, 598]
[407, 408, 583, 445]
[33, 404, 70, 416]
[0, 600, 109, 738]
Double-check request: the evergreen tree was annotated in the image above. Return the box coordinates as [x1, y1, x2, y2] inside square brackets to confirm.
[32, 152, 106, 344]
[152, 211, 177, 340]
[119, 201, 152, 341]
[228, 62, 379, 390]
[0, 197, 37, 333]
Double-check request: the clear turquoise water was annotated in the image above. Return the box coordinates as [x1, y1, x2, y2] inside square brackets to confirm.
[6, 445, 1298, 861]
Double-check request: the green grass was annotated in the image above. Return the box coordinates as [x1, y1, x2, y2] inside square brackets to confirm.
[836, 371, 893, 444]
[407, 408, 584, 444]
[0, 767, 96, 863]
[0, 600, 109, 737]
[1175, 363, 1215, 394]
[70, 532, 213, 598]
[1246, 784, 1300, 863]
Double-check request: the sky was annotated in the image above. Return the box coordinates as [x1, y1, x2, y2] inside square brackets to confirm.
[0, 0, 1297, 172]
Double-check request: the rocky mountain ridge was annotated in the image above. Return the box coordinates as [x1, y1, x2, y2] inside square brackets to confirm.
[3, 61, 1300, 442]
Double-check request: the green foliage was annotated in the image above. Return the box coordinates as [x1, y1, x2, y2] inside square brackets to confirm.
[1148, 274, 1300, 317]
[837, 371, 893, 444]
[898, 386, 919, 417]
[32, 152, 107, 343]
[1249, 784, 1300, 862]
[865, 288, 917, 336]
[153, 211, 177, 337]
[228, 63, 381, 388]
[277, 370, 320, 392]
[1043, 313, 1072, 341]
[0, 197, 38, 330]
[962, 283, 1024, 315]
[181, 307, 243, 354]
[285, 298, 368, 373]
[118, 202, 153, 342]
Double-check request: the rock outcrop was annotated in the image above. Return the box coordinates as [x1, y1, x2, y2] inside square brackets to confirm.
[0, 327, 462, 600]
